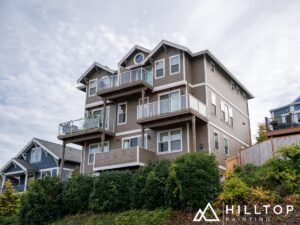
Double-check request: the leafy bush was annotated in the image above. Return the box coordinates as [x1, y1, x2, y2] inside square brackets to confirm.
[0, 180, 21, 216]
[0, 214, 20, 225]
[63, 175, 95, 214]
[248, 186, 277, 205]
[20, 177, 64, 225]
[132, 160, 170, 209]
[167, 152, 220, 210]
[89, 171, 134, 212]
[233, 164, 261, 187]
[218, 176, 250, 204]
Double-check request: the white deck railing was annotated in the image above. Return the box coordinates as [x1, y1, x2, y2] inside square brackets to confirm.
[58, 116, 115, 135]
[137, 94, 207, 120]
[98, 66, 153, 90]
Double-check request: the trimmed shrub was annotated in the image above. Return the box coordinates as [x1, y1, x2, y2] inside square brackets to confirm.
[0, 180, 21, 216]
[0, 214, 20, 225]
[63, 175, 95, 214]
[20, 177, 64, 225]
[167, 152, 220, 210]
[89, 171, 134, 212]
[233, 164, 261, 187]
[132, 160, 170, 209]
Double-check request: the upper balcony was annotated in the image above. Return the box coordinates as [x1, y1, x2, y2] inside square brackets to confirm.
[93, 147, 155, 171]
[266, 112, 300, 137]
[136, 94, 207, 128]
[58, 116, 115, 145]
[97, 66, 153, 100]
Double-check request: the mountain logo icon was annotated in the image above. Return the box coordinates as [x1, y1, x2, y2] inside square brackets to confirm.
[193, 203, 220, 222]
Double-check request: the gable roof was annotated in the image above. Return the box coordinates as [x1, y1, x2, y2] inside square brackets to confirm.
[270, 96, 300, 112]
[292, 96, 300, 104]
[118, 45, 151, 66]
[1, 158, 38, 174]
[77, 62, 116, 84]
[14, 138, 81, 163]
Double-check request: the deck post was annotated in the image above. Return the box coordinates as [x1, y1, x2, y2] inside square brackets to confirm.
[59, 141, 66, 181]
[1, 175, 6, 193]
[141, 88, 145, 148]
[265, 117, 269, 131]
[101, 98, 107, 152]
[192, 115, 197, 152]
[24, 173, 28, 191]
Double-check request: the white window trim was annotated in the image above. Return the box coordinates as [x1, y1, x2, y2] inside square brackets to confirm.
[138, 96, 149, 105]
[157, 89, 181, 114]
[39, 167, 59, 178]
[91, 106, 110, 128]
[30, 147, 42, 163]
[154, 59, 165, 79]
[169, 54, 180, 75]
[88, 142, 110, 165]
[223, 136, 229, 156]
[157, 128, 183, 154]
[213, 130, 219, 151]
[122, 134, 148, 149]
[134, 52, 145, 65]
[88, 79, 98, 97]
[117, 102, 127, 125]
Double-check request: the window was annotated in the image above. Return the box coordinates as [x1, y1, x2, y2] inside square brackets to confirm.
[155, 59, 165, 78]
[118, 102, 127, 125]
[40, 168, 58, 178]
[170, 55, 180, 75]
[159, 90, 180, 113]
[221, 101, 233, 126]
[211, 93, 216, 115]
[214, 132, 219, 150]
[88, 144, 98, 164]
[224, 137, 229, 155]
[134, 53, 144, 64]
[30, 147, 42, 163]
[91, 107, 110, 129]
[158, 128, 182, 153]
[88, 143, 109, 164]
[231, 81, 235, 90]
[229, 108, 233, 126]
[122, 135, 147, 149]
[89, 79, 97, 96]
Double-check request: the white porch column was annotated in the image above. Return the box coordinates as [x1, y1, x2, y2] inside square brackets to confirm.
[1, 175, 6, 192]
[24, 173, 28, 192]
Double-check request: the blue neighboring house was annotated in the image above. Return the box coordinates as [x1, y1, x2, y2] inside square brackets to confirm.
[0, 138, 81, 192]
[266, 96, 300, 137]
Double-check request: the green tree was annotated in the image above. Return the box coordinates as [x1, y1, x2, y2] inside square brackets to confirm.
[0, 180, 21, 216]
[256, 123, 268, 142]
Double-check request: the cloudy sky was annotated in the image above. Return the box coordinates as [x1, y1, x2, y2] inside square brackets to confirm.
[0, 0, 299, 167]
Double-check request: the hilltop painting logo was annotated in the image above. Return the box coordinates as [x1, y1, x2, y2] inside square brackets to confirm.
[193, 203, 294, 224]
[193, 203, 220, 222]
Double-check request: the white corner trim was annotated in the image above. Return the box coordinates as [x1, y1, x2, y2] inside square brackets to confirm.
[189, 82, 206, 88]
[208, 121, 249, 147]
[183, 52, 186, 81]
[153, 80, 187, 92]
[187, 123, 190, 153]
[93, 162, 144, 171]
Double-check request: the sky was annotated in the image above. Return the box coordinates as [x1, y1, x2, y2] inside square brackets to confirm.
[0, 0, 299, 168]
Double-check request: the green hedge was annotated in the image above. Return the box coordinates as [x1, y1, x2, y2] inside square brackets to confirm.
[20, 177, 64, 225]
[89, 171, 134, 212]
[0, 215, 20, 225]
[167, 152, 220, 210]
[63, 175, 94, 214]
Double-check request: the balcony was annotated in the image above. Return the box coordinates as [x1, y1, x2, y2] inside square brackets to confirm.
[136, 94, 207, 128]
[97, 66, 153, 100]
[266, 112, 300, 137]
[93, 147, 155, 171]
[58, 116, 115, 145]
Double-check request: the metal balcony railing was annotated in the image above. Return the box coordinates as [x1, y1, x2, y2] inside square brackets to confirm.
[58, 116, 115, 136]
[137, 94, 207, 120]
[266, 112, 300, 131]
[98, 66, 153, 90]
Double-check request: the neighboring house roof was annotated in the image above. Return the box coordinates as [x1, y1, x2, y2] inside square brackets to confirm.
[13, 159, 38, 173]
[77, 62, 117, 84]
[34, 138, 82, 163]
[270, 96, 300, 112]
[118, 44, 151, 66]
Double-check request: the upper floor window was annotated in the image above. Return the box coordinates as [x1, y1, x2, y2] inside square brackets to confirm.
[30, 147, 42, 163]
[89, 79, 97, 96]
[221, 101, 233, 126]
[211, 93, 216, 115]
[122, 135, 148, 149]
[213, 132, 219, 150]
[224, 137, 229, 155]
[170, 55, 180, 75]
[155, 59, 165, 79]
[134, 53, 144, 64]
[118, 102, 127, 125]
[88, 142, 109, 164]
[158, 128, 182, 153]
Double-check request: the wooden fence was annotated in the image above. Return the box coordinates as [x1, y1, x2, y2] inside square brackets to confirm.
[239, 134, 300, 166]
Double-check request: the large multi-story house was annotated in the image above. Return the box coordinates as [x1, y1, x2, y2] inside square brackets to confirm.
[58, 40, 253, 175]
[0, 138, 81, 192]
[265, 96, 300, 137]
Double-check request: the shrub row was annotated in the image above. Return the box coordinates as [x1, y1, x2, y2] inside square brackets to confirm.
[20, 152, 220, 225]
